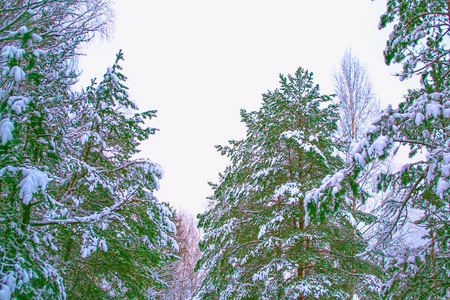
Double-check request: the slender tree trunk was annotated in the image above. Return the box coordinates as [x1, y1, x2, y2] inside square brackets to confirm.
[447, 0, 450, 27]
[348, 113, 357, 300]
[21, 203, 31, 231]
[431, 231, 438, 299]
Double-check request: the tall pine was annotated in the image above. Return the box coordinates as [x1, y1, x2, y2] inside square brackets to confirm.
[195, 67, 380, 299]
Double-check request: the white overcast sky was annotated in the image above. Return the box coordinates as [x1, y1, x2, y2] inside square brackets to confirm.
[78, 0, 419, 216]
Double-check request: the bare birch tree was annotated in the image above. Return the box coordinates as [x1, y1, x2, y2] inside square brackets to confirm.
[160, 210, 202, 300]
[333, 50, 382, 300]
[333, 49, 379, 143]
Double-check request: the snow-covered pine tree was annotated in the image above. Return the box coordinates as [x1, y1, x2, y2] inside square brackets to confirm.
[194, 67, 381, 299]
[306, 0, 450, 298]
[0, 1, 176, 299]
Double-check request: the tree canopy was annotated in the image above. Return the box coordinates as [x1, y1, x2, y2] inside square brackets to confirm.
[194, 68, 382, 299]
[0, 1, 176, 299]
[306, 0, 450, 298]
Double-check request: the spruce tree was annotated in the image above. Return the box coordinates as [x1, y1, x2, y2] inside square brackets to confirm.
[57, 51, 177, 299]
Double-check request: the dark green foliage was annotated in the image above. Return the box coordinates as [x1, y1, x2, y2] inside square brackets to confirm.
[0, 2, 176, 299]
[195, 67, 381, 299]
[306, 0, 450, 298]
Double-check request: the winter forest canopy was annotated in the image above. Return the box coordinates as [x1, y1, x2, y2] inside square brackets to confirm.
[1, 0, 450, 299]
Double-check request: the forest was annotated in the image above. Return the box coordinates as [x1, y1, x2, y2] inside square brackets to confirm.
[1, 0, 450, 299]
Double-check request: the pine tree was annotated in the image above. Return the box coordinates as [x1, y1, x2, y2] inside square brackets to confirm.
[307, 0, 450, 298]
[194, 67, 381, 299]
